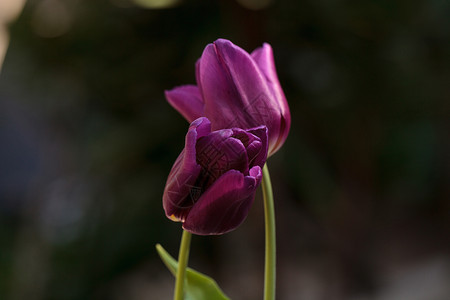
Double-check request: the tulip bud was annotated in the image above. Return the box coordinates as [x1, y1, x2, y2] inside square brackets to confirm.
[163, 117, 268, 235]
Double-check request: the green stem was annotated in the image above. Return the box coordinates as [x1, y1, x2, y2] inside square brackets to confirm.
[174, 230, 192, 300]
[262, 164, 276, 300]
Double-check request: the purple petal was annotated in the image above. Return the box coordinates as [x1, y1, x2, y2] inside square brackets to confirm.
[251, 44, 285, 105]
[248, 165, 263, 184]
[243, 126, 268, 168]
[251, 44, 291, 155]
[199, 40, 276, 130]
[230, 128, 260, 166]
[165, 85, 204, 123]
[163, 117, 211, 222]
[183, 167, 262, 235]
[190, 117, 211, 138]
[198, 39, 288, 156]
[195, 129, 249, 188]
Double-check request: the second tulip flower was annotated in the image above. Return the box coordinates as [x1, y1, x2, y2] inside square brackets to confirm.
[165, 39, 290, 156]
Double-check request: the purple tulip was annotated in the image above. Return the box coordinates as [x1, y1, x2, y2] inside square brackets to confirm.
[163, 117, 268, 235]
[165, 39, 290, 156]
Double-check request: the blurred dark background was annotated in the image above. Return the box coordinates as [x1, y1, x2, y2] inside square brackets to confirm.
[1, 0, 450, 299]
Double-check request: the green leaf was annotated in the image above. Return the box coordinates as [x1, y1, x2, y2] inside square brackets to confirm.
[156, 244, 230, 300]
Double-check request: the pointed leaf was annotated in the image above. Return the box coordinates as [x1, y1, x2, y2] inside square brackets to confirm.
[156, 244, 230, 300]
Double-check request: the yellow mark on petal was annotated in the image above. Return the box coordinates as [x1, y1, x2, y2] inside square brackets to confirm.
[169, 214, 180, 222]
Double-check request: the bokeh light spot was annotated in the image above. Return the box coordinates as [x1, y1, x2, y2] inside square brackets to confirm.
[30, 0, 72, 38]
[133, 0, 181, 9]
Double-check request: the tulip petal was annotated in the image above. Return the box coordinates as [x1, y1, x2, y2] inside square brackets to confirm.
[198, 39, 289, 156]
[244, 126, 268, 168]
[248, 165, 263, 183]
[165, 85, 204, 123]
[251, 44, 291, 154]
[231, 128, 260, 167]
[163, 118, 211, 222]
[196, 129, 249, 188]
[183, 167, 262, 235]
[251, 44, 285, 105]
[199, 40, 277, 130]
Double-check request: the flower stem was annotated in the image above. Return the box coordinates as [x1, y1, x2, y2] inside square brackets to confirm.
[174, 229, 192, 300]
[262, 164, 276, 300]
